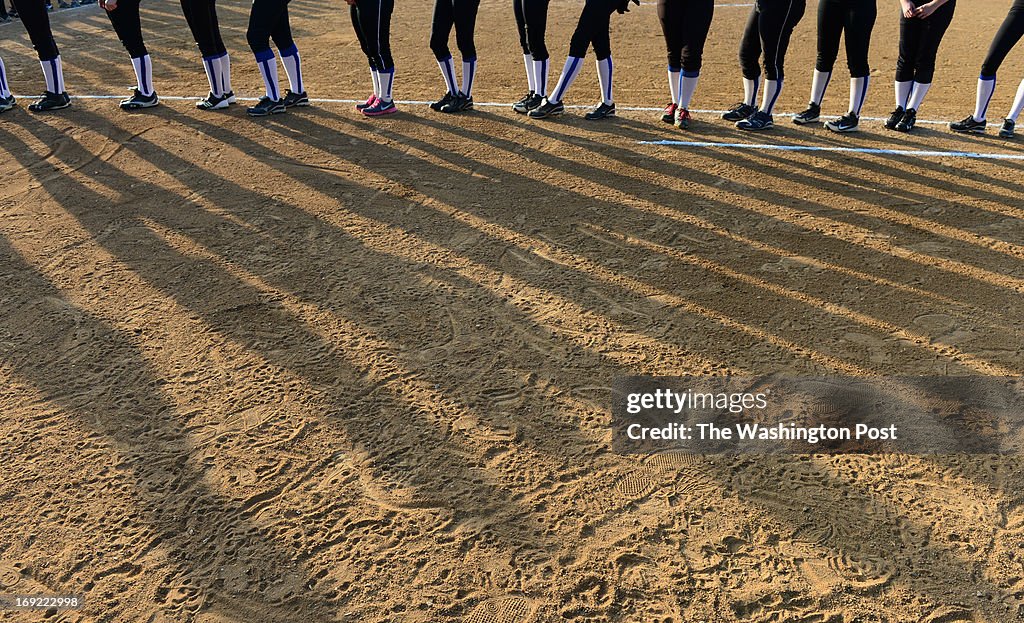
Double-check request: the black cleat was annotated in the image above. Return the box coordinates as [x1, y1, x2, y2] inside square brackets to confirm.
[736, 110, 773, 131]
[895, 108, 917, 132]
[885, 106, 905, 130]
[28, 90, 70, 112]
[119, 89, 159, 111]
[0, 94, 16, 113]
[246, 95, 286, 117]
[528, 99, 565, 119]
[1000, 118, 1015, 138]
[512, 91, 534, 114]
[825, 112, 860, 133]
[950, 115, 986, 134]
[430, 91, 454, 112]
[722, 102, 756, 122]
[441, 93, 473, 113]
[584, 102, 616, 120]
[793, 102, 821, 125]
[196, 91, 231, 111]
[282, 89, 309, 108]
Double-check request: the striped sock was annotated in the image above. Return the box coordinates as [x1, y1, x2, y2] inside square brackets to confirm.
[461, 58, 476, 97]
[743, 76, 760, 107]
[895, 80, 912, 108]
[216, 53, 232, 94]
[254, 49, 279, 101]
[379, 68, 394, 102]
[437, 56, 457, 95]
[906, 82, 929, 111]
[760, 79, 782, 114]
[849, 76, 869, 116]
[202, 55, 222, 97]
[130, 54, 153, 96]
[596, 56, 613, 106]
[549, 56, 583, 104]
[532, 59, 548, 97]
[40, 56, 65, 94]
[668, 66, 680, 105]
[810, 70, 831, 106]
[279, 44, 303, 94]
[678, 71, 699, 109]
[523, 53, 535, 93]
[1009, 78, 1024, 122]
[371, 68, 381, 98]
[0, 57, 12, 98]
[974, 75, 996, 121]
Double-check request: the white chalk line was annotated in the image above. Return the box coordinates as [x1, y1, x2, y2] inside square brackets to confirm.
[640, 140, 1024, 160]
[68, 94, 964, 128]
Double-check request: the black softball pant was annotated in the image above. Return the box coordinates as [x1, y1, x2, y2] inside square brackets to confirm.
[739, 0, 806, 81]
[815, 0, 876, 77]
[658, 0, 714, 72]
[896, 0, 954, 83]
[981, 0, 1024, 76]
[431, 0, 480, 61]
[106, 0, 148, 58]
[247, 0, 294, 53]
[351, 0, 394, 70]
[11, 0, 59, 60]
[180, 0, 226, 58]
[568, 0, 617, 60]
[514, 0, 550, 61]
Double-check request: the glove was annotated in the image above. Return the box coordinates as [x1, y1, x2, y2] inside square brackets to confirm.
[616, 0, 640, 14]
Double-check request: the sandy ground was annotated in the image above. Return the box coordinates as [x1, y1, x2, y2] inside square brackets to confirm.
[1, 0, 1023, 622]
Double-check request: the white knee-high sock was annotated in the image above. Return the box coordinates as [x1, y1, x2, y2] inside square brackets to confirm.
[254, 49, 279, 100]
[743, 76, 760, 106]
[849, 76, 869, 115]
[371, 68, 381, 98]
[523, 53, 535, 93]
[906, 82, 930, 110]
[40, 56, 65, 94]
[1009, 78, 1024, 122]
[437, 56, 458, 94]
[895, 80, 912, 108]
[761, 79, 782, 114]
[596, 56, 613, 105]
[130, 54, 154, 96]
[810, 69, 831, 105]
[678, 71, 699, 109]
[379, 68, 394, 102]
[549, 56, 583, 104]
[279, 44, 302, 93]
[974, 75, 996, 121]
[0, 57, 10, 98]
[202, 55, 222, 97]
[216, 53, 232, 94]
[532, 59, 549, 97]
[461, 58, 476, 97]
[668, 66, 680, 104]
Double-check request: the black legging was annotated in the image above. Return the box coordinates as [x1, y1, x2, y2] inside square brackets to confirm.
[430, 0, 480, 61]
[658, 0, 714, 73]
[513, 0, 550, 61]
[247, 0, 294, 53]
[180, 0, 226, 58]
[567, 0, 617, 60]
[351, 0, 394, 70]
[815, 0, 876, 77]
[981, 0, 1024, 77]
[11, 0, 59, 61]
[896, 0, 954, 83]
[106, 0, 148, 58]
[739, 0, 806, 81]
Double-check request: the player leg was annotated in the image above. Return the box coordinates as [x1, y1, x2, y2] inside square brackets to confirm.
[525, 0, 551, 107]
[0, 55, 15, 113]
[659, 0, 683, 122]
[794, 0, 840, 124]
[724, 4, 763, 121]
[430, 0, 459, 110]
[674, 0, 714, 128]
[362, 0, 397, 116]
[898, 0, 954, 132]
[952, 0, 1024, 132]
[442, 0, 480, 112]
[890, 4, 918, 128]
[105, 0, 158, 110]
[513, 0, 536, 109]
[823, 0, 876, 132]
[530, 0, 596, 118]
[272, 3, 307, 108]
[12, 0, 70, 112]
[584, 0, 616, 120]
[739, 0, 806, 130]
[351, 2, 380, 109]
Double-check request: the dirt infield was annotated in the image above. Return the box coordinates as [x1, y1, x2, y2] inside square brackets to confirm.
[1, 1, 1023, 622]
